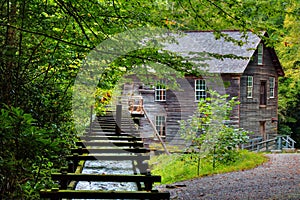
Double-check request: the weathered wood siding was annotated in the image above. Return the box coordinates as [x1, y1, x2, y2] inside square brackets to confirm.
[139, 78, 198, 146]
[220, 74, 241, 127]
[132, 75, 243, 145]
[239, 43, 278, 138]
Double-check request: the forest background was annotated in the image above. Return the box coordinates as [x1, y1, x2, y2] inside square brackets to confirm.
[0, 0, 299, 199]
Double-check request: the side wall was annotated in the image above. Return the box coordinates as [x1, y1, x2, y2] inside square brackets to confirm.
[239, 43, 279, 139]
[127, 75, 242, 146]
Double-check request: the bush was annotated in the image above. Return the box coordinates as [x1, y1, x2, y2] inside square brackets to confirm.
[0, 105, 58, 199]
[179, 91, 251, 171]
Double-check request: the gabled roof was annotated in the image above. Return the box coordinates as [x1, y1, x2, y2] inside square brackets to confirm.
[164, 30, 284, 76]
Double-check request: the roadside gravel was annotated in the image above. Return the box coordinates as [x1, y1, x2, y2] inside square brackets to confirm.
[156, 153, 300, 200]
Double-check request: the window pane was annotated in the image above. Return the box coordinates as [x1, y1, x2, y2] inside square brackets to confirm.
[247, 76, 253, 98]
[269, 77, 275, 98]
[155, 116, 166, 136]
[155, 81, 166, 101]
[258, 43, 263, 65]
[195, 79, 206, 101]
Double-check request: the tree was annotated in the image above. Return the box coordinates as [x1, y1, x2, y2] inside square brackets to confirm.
[276, 1, 300, 146]
[179, 91, 250, 173]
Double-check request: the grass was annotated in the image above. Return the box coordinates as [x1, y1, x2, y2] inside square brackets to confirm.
[148, 150, 268, 184]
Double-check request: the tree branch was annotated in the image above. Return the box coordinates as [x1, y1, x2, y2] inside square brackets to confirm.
[0, 23, 94, 50]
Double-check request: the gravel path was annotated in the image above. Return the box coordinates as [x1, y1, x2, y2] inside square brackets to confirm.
[157, 153, 300, 200]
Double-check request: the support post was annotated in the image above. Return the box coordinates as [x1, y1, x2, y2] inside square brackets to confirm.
[115, 104, 122, 135]
[89, 106, 93, 135]
[143, 109, 170, 155]
[277, 136, 282, 150]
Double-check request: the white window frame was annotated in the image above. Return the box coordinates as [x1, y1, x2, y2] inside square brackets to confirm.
[247, 76, 253, 98]
[258, 43, 263, 65]
[269, 77, 275, 98]
[155, 115, 166, 137]
[195, 79, 206, 101]
[155, 81, 166, 101]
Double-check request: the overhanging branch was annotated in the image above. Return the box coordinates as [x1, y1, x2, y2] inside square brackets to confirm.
[0, 23, 94, 50]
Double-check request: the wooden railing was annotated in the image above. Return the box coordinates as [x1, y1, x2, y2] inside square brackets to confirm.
[242, 135, 296, 152]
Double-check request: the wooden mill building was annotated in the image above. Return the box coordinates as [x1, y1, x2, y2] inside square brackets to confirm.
[121, 30, 284, 145]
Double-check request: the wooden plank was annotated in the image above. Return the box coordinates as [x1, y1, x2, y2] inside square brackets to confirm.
[80, 135, 142, 141]
[92, 128, 138, 133]
[40, 189, 170, 199]
[66, 154, 150, 161]
[76, 141, 144, 147]
[71, 148, 150, 154]
[51, 173, 161, 182]
[87, 132, 140, 137]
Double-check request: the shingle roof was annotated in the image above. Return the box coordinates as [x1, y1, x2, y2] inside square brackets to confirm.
[164, 30, 270, 74]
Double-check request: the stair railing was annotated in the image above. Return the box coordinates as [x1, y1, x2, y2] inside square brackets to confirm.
[242, 135, 296, 152]
[281, 135, 296, 149]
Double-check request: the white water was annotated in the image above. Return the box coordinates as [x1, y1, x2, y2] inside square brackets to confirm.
[75, 160, 138, 200]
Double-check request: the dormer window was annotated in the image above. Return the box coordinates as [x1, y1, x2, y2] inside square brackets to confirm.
[258, 43, 263, 65]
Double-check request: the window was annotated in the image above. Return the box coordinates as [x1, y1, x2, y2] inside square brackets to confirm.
[269, 77, 275, 98]
[260, 81, 267, 105]
[155, 116, 166, 137]
[258, 43, 263, 65]
[155, 81, 166, 101]
[195, 79, 206, 101]
[247, 76, 253, 98]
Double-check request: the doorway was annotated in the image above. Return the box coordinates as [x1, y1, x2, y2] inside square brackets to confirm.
[260, 81, 267, 105]
[260, 121, 266, 140]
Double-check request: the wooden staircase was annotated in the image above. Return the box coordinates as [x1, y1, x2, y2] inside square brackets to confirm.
[40, 110, 170, 199]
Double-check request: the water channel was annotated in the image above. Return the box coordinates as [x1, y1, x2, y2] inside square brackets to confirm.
[75, 160, 138, 191]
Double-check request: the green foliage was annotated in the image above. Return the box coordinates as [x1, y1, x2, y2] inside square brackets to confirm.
[212, 127, 250, 164]
[149, 151, 267, 184]
[0, 105, 59, 199]
[179, 91, 250, 170]
[276, 1, 300, 146]
[94, 89, 113, 116]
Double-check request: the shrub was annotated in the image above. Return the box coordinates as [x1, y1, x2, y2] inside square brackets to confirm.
[179, 91, 251, 171]
[0, 105, 57, 199]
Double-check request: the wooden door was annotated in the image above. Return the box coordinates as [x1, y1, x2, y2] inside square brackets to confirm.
[260, 81, 267, 105]
[260, 121, 266, 140]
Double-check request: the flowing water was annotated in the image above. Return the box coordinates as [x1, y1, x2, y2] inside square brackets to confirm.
[75, 159, 139, 200]
[76, 160, 138, 191]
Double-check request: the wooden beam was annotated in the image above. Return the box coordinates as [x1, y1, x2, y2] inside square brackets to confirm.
[76, 141, 144, 147]
[86, 132, 140, 137]
[66, 154, 150, 161]
[40, 189, 170, 200]
[143, 109, 170, 155]
[80, 135, 142, 141]
[71, 147, 150, 154]
[51, 173, 161, 182]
